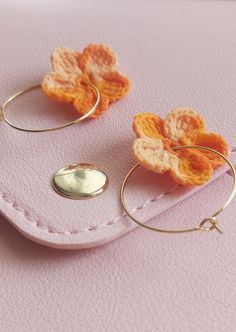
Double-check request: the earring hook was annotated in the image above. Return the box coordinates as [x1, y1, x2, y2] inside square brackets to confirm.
[120, 145, 236, 234]
[1, 81, 100, 133]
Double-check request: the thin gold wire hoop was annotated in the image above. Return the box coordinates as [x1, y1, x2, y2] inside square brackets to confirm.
[0, 81, 100, 133]
[120, 145, 236, 234]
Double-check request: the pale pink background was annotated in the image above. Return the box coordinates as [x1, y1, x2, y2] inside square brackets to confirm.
[1, 0, 236, 330]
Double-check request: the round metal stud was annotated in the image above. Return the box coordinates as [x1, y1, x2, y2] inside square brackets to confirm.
[52, 163, 108, 199]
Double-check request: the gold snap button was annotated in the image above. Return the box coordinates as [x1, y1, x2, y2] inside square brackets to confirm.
[52, 163, 108, 199]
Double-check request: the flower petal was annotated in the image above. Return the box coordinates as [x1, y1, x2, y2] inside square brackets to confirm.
[170, 149, 213, 186]
[133, 138, 179, 173]
[164, 108, 205, 142]
[42, 72, 78, 103]
[133, 113, 167, 141]
[51, 48, 81, 77]
[95, 71, 130, 102]
[180, 131, 229, 168]
[73, 85, 109, 118]
[78, 44, 117, 80]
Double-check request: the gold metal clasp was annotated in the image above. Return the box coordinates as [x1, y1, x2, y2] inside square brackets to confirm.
[199, 217, 223, 234]
[52, 163, 109, 199]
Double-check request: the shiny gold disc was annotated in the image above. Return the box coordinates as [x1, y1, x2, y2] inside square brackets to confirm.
[52, 163, 108, 199]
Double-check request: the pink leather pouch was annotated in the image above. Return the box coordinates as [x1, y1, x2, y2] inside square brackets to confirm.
[1, 96, 235, 249]
[1, 1, 236, 249]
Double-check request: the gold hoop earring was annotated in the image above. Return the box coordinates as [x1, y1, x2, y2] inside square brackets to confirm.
[0, 81, 100, 133]
[121, 145, 236, 234]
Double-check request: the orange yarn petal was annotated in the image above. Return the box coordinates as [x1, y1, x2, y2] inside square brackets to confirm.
[133, 138, 179, 174]
[95, 71, 130, 102]
[170, 149, 213, 186]
[43, 45, 130, 117]
[164, 108, 205, 143]
[132, 110, 228, 186]
[51, 48, 81, 77]
[78, 44, 117, 80]
[42, 72, 78, 103]
[133, 113, 167, 141]
[180, 131, 229, 168]
[73, 85, 109, 118]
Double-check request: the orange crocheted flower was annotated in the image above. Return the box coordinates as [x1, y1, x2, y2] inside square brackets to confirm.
[133, 109, 229, 186]
[42, 44, 130, 118]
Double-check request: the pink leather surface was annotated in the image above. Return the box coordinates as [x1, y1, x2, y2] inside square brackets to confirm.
[1, 173, 236, 332]
[1, 0, 236, 329]
[1, 0, 236, 249]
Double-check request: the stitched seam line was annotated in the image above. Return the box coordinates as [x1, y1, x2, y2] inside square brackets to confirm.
[0, 186, 178, 235]
[1, 147, 234, 236]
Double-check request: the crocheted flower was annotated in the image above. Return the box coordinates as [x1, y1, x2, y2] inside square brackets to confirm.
[42, 44, 130, 118]
[133, 109, 229, 186]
